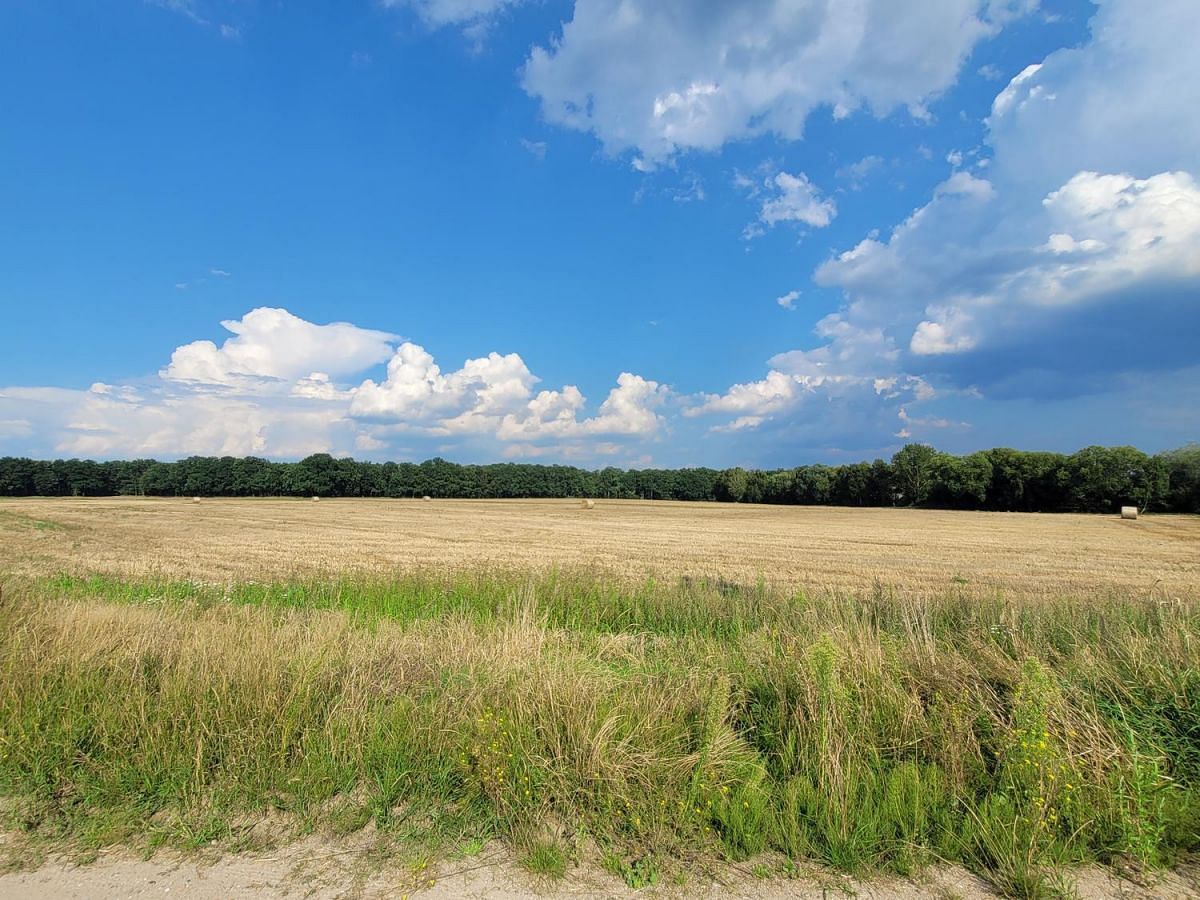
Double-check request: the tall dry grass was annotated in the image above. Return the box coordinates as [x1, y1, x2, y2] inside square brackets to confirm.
[0, 574, 1197, 897]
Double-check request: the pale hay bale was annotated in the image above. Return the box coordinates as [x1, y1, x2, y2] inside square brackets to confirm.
[580, 499, 595, 510]
[312, 496, 321, 503]
[422, 496, 432, 502]
[1121, 506, 1138, 520]
[192, 497, 202, 504]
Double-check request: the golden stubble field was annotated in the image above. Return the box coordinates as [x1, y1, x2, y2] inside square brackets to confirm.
[2, 497, 1197, 598]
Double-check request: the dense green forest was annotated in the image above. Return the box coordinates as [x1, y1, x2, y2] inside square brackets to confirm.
[2, 443, 1197, 513]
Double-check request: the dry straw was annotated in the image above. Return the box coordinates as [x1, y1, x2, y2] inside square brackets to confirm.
[580, 499, 595, 510]
[1121, 506, 1138, 520]
[6, 498, 1200, 598]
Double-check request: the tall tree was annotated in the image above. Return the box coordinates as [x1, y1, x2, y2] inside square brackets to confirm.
[1159, 444, 1200, 513]
[1065, 446, 1167, 512]
[715, 467, 749, 503]
[891, 444, 939, 507]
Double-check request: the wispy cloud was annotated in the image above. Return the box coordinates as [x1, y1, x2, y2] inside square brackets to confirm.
[776, 290, 800, 310]
[835, 155, 884, 191]
[149, 0, 207, 26]
[520, 138, 547, 161]
[148, 0, 239, 41]
[176, 267, 232, 290]
[744, 171, 836, 239]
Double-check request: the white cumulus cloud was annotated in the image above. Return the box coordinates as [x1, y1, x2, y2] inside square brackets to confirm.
[758, 172, 837, 230]
[776, 290, 801, 310]
[353, 343, 668, 442]
[1, 308, 668, 463]
[350, 343, 538, 426]
[523, 0, 1037, 165]
[161, 307, 397, 387]
[691, 0, 1200, 443]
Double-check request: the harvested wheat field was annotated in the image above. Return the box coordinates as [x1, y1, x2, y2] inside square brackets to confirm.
[4, 497, 1200, 899]
[1, 496, 1198, 597]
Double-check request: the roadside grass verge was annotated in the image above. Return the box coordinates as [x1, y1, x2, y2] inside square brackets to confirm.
[0, 573, 1197, 897]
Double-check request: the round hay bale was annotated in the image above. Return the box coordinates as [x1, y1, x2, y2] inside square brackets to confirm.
[192, 496, 202, 504]
[312, 495, 321, 503]
[580, 499, 595, 510]
[1120, 506, 1138, 520]
[422, 495, 432, 502]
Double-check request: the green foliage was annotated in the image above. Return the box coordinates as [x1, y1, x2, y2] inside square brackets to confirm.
[1159, 444, 1200, 513]
[983, 449, 1067, 512]
[0, 441, 1195, 511]
[602, 851, 659, 888]
[971, 660, 1074, 889]
[715, 467, 749, 502]
[892, 443, 940, 506]
[1063, 446, 1168, 512]
[791, 464, 835, 504]
[520, 842, 567, 878]
[932, 451, 994, 508]
[1, 575, 1199, 895]
[831, 460, 893, 506]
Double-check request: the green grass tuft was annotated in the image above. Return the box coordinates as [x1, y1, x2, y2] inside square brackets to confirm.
[521, 841, 567, 879]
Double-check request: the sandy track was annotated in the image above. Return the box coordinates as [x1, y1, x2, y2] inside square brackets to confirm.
[3, 837, 1196, 900]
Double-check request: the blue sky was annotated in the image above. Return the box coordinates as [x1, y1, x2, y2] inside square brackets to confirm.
[1, 0, 1197, 467]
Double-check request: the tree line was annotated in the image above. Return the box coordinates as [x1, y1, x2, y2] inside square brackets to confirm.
[0, 443, 1197, 513]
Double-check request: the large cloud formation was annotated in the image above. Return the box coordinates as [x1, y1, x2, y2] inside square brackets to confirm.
[350, 342, 667, 440]
[687, 0, 1200, 443]
[522, 0, 1036, 166]
[0, 308, 667, 462]
[374, 0, 1197, 450]
[161, 307, 398, 387]
[5, 0, 1197, 465]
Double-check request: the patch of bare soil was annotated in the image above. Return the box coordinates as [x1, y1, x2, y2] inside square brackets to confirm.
[1, 834, 1196, 900]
